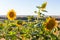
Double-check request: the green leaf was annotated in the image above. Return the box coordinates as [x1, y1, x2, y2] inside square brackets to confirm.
[9, 31, 16, 35]
[34, 11, 37, 13]
[11, 36, 17, 40]
[41, 10, 47, 12]
[50, 33, 58, 40]
[36, 6, 41, 9]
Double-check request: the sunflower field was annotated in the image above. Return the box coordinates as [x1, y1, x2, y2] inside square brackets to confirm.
[0, 2, 60, 40]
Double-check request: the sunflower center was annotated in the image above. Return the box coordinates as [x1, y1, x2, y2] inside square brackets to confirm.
[46, 19, 55, 30]
[9, 12, 15, 17]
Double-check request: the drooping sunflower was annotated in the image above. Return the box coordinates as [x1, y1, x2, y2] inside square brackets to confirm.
[45, 17, 58, 31]
[7, 9, 16, 20]
[41, 2, 47, 10]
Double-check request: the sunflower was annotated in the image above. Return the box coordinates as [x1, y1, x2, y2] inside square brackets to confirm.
[16, 20, 23, 26]
[7, 9, 16, 20]
[45, 17, 58, 31]
[41, 2, 47, 10]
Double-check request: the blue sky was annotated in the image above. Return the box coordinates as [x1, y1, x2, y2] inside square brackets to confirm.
[0, 0, 60, 15]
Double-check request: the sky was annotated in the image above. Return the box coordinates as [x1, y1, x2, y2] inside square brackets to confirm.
[0, 0, 60, 15]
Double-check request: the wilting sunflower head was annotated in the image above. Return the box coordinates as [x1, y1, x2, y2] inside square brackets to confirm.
[16, 20, 23, 26]
[41, 2, 47, 10]
[45, 17, 58, 31]
[7, 9, 16, 20]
